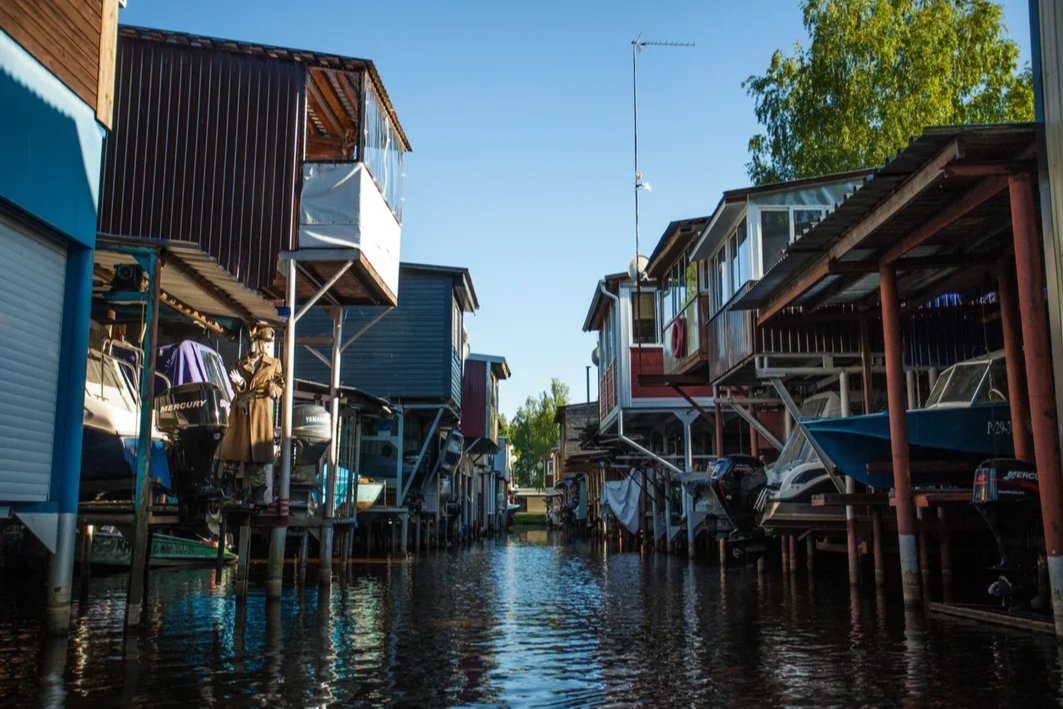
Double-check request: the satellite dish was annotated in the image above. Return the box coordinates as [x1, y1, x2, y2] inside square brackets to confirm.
[463, 340, 471, 360]
[591, 345, 600, 367]
[627, 255, 649, 282]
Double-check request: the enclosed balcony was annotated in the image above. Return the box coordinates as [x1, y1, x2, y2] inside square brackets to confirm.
[293, 66, 410, 307]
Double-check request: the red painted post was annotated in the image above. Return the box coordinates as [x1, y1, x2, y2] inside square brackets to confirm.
[997, 264, 1034, 460]
[1009, 173, 1063, 636]
[871, 505, 886, 588]
[879, 263, 921, 606]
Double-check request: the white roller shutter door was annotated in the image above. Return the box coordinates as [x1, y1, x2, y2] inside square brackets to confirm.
[0, 211, 67, 502]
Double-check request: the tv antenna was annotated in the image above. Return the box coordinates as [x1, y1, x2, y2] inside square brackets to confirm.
[632, 35, 694, 266]
[630, 35, 694, 372]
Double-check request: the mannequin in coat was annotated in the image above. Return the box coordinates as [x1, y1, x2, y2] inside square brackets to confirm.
[220, 326, 283, 502]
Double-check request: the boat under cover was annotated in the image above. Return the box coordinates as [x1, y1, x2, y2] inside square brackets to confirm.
[803, 352, 1014, 489]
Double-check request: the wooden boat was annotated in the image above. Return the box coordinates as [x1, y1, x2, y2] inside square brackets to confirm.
[803, 352, 1014, 489]
[79, 529, 236, 568]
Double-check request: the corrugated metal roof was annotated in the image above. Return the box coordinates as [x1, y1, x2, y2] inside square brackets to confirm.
[735, 124, 1037, 312]
[645, 216, 711, 278]
[95, 236, 279, 325]
[118, 25, 411, 152]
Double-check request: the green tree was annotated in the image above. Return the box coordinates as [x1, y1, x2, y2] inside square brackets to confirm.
[498, 413, 511, 439]
[510, 379, 569, 488]
[744, 0, 1034, 185]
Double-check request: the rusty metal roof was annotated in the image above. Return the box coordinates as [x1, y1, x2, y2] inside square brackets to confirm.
[118, 25, 411, 152]
[735, 124, 1037, 314]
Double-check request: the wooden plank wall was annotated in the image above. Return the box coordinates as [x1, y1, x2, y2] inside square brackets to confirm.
[0, 0, 104, 111]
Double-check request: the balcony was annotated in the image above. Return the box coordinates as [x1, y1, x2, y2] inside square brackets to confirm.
[662, 295, 708, 375]
[706, 282, 757, 383]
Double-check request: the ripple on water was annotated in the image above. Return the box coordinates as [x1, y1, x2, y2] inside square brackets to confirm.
[1, 532, 1062, 707]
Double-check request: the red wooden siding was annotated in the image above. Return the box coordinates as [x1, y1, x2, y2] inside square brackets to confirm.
[460, 359, 487, 439]
[630, 348, 712, 399]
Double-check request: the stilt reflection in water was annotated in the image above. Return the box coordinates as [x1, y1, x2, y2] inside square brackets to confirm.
[0, 535, 1061, 706]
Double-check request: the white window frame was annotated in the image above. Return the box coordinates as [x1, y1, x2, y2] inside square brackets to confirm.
[629, 287, 661, 348]
[754, 204, 831, 278]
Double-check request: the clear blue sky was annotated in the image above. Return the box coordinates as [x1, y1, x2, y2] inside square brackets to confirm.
[121, 0, 1032, 419]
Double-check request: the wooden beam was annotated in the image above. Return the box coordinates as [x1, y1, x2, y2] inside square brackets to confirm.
[294, 262, 342, 307]
[944, 161, 1037, 177]
[899, 265, 996, 315]
[159, 292, 226, 335]
[306, 78, 344, 138]
[671, 384, 716, 428]
[309, 68, 354, 135]
[757, 140, 963, 324]
[96, 0, 118, 128]
[881, 176, 1010, 265]
[829, 254, 1001, 275]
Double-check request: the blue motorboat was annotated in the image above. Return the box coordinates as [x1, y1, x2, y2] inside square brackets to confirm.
[803, 352, 1015, 489]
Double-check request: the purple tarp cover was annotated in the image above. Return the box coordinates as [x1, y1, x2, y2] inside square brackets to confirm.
[156, 341, 234, 400]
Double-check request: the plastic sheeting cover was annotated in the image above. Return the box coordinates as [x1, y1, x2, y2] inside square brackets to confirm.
[299, 163, 401, 298]
[601, 470, 642, 535]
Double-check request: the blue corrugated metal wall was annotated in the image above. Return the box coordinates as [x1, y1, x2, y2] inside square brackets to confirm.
[294, 268, 460, 402]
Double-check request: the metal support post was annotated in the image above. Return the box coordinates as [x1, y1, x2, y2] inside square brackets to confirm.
[872, 506, 885, 588]
[319, 308, 343, 586]
[841, 371, 859, 587]
[80, 524, 94, 585]
[860, 317, 874, 413]
[682, 415, 696, 558]
[781, 535, 789, 570]
[236, 519, 251, 600]
[125, 252, 160, 629]
[918, 507, 931, 599]
[400, 512, 409, 555]
[880, 263, 921, 606]
[215, 515, 227, 583]
[664, 474, 674, 554]
[938, 507, 953, 603]
[719, 538, 727, 566]
[297, 531, 309, 584]
[806, 536, 815, 573]
[749, 406, 760, 458]
[415, 514, 422, 553]
[267, 257, 298, 600]
[784, 409, 793, 441]
[905, 369, 918, 410]
[789, 535, 798, 573]
[998, 264, 1034, 460]
[1010, 173, 1063, 636]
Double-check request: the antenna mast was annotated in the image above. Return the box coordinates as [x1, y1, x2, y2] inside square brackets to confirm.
[630, 35, 694, 370]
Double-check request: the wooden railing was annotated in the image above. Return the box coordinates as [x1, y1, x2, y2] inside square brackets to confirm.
[706, 281, 757, 382]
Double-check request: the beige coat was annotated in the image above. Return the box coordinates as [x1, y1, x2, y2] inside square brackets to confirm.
[220, 354, 283, 463]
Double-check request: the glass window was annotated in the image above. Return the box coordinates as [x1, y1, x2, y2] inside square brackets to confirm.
[631, 291, 658, 344]
[761, 210, 791, 274]
[364, 81, 405, 221]
[730, 219, 749, 296]
[925, 362, 989, 407]
[976, 363, 1010, 404]
[712, 249, 726, 313]
[684, 259, 697, 308]
[794, 209, 824, 239]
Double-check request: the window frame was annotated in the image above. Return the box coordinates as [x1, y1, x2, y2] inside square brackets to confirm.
[755, 204, 831, 278]
[629, 288, 660, 347]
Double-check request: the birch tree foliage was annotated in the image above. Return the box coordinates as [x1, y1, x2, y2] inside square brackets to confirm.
[510, 379, 569, 488]
[744, 0, 1034, 185]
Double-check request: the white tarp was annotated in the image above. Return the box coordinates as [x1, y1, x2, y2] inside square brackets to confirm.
[601, 470, 642, 535]
[299, 162, 401, 298]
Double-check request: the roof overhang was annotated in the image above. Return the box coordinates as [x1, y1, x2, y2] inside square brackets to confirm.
[690, 198, 746, 262]
[582, 272, 626, 332]
[469, 353, 510, 379]
[645, 216, 711, 278]
[733, 124, 1037, 320]
[293, 378, 393, 415]
[402, 262, 479, 311]
[94, 235, 279, 328]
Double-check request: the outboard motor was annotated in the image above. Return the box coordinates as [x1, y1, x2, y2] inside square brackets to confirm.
[155, 382, 229, 496]
[973, 458, 1044, 608]
[710, 455, 768, 534]
[291, 404, 332, 483]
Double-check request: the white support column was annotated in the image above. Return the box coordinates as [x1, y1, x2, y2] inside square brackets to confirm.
[267, 257, 297, 601]
[319, 308, 343, 586]
[683, 415, 696, 558]
[841, 371, 859, 587]
[906, 369, 918, 410]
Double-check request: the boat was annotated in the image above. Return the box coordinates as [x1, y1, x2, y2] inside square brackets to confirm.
[803, 351, 1014, 489]
[81, 340, 171, 496]
[78, 528, 235, 568]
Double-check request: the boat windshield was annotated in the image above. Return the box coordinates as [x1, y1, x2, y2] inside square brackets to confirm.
[85, 350, 137, 412]
[924, 362, 990, 407]
[975, 363, 1009, 404]
[772, 396, 833, 473]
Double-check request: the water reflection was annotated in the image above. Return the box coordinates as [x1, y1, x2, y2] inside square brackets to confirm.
[1, 534, 1062, 706]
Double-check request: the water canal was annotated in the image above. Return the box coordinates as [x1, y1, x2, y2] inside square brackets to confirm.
[3, 531, 1062, 707]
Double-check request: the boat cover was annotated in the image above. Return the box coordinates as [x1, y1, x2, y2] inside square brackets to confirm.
[601, 470, 642, 535]
[156, 341, 233, 399]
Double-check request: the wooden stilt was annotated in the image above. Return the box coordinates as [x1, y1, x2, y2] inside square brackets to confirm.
[938, 507, 953, 603]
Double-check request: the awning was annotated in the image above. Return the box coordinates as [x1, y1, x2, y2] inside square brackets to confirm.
[95, 235, 279, 326]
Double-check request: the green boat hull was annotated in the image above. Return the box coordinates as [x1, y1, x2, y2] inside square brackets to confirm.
[79, 531, 237, 568]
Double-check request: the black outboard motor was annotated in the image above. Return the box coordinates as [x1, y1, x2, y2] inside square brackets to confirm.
[155, 382, 229, 496]
[291, 404, 332, 484]
[973, 458, 1044, 608]
[710, 455, 768, 534]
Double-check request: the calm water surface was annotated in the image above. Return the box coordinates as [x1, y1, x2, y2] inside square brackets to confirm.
[2, 530, 1063, 707]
